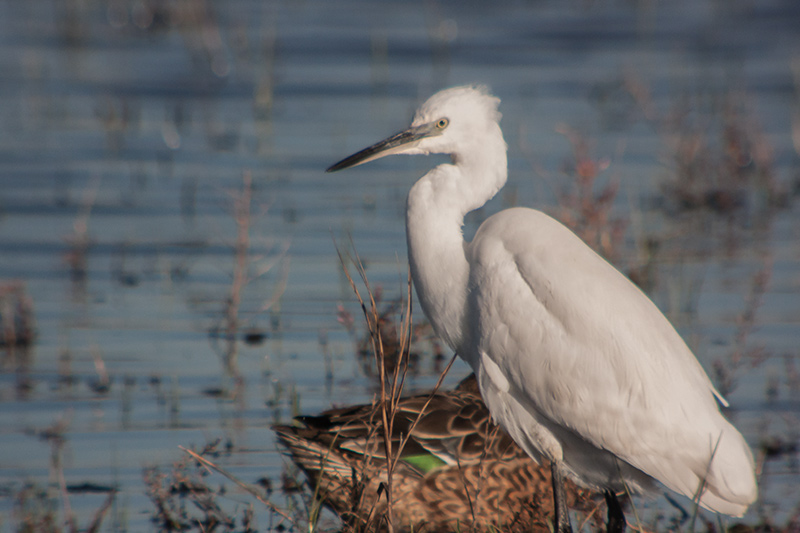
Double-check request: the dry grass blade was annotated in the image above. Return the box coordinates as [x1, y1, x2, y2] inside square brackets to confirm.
[388, 272, 413, 413]
[178, 446, 295, 525]
[333, 237, 461, 533]
[688, 434, 724, 533]
[388, 352, 457, 475]
[613, 460, 641, 533]
[335, 240, 399, 532]
[223, 170, 254, 378]
[85, 490, 116, 533]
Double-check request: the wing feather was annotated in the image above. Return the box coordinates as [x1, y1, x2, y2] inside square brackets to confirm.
[465, 207, 755, 513]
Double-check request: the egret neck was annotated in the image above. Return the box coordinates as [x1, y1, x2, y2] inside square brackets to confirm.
[405, 123, 507, 354]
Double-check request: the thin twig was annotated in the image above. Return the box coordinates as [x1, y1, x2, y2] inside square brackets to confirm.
[337, 240, 398, 533]
[335, 236, 459, 532]
[615, 458, 642, 533]
[179, 446, 295, 525]
[390, 352, 457, 474]
[689, 433, 724, 532]
[85, 490, 116, 533]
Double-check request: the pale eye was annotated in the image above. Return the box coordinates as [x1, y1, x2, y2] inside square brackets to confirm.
[436, 118, 449, 129]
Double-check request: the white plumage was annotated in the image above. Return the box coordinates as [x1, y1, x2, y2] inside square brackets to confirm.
[328, 85, 757, 529]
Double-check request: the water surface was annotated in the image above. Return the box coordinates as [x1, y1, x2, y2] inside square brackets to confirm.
[0, 0, 799, 530]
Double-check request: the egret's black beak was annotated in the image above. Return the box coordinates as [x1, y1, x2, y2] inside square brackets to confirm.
[326, 122, 439, 172]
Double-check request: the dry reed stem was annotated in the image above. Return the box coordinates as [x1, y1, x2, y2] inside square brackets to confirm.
[215, 170, 290, 388]
[84, 491, 116, 533]
[611, 459, 642, 533]
[72, 175, 101, 246]
[389, 353, 457, 475]
[335, 237, 458, 532]
[335, 242, 398, 533]
[63, 175, 101, 288]
[221, 170, 255, 380]
[624, 73, 785, 214]
[178, 446, 295, 525]
[28, 413, 75, 532]
[713, 254, 773, 399]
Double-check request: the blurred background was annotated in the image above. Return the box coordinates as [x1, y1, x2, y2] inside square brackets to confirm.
[0, 0, 799, 531]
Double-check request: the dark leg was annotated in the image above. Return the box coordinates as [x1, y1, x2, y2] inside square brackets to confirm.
[550, 461, 573, 533]
[604, 490, 626, 533]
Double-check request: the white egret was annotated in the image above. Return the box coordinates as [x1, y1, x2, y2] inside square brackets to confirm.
[327, 85, 757, 532]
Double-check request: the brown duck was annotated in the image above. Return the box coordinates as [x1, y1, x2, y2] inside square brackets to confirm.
[273, 375, 603, 532]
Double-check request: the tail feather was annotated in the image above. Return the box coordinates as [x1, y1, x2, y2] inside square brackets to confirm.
[273, 426, 354, 480]
[699, 422, 757, 516]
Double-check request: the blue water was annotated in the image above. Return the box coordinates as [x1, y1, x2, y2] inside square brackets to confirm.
[0, 0, 798, 530]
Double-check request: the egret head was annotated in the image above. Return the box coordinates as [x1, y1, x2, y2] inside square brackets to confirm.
[326, 85, 502, 172]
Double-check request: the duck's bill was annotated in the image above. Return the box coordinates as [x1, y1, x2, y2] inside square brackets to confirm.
[326, 122, 437, 172]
